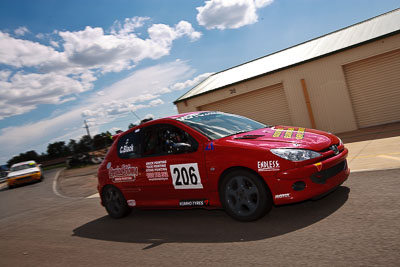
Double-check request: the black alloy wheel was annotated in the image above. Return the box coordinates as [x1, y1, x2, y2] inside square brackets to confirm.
[220, 170, 272, 221]
[103, 186, 131, 218]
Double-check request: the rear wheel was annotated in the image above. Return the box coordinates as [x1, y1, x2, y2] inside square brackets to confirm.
[102, 186, 131, 218]
[220, 170, 272, 221]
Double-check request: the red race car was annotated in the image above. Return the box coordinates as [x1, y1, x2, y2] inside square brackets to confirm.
[98, 111, 349, 221]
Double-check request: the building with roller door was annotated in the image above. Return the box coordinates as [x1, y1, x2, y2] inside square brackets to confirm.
[174, 9, 400, 134]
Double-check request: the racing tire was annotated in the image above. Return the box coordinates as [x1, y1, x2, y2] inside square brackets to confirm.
[102, 185, 131, 219]
[220, 170, 272, 222]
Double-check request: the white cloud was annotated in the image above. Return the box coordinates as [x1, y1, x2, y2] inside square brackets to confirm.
[14, 26, 30, 36]
[0, 70, 11, 81]
[144, 114, 154, 120]
[109, 127, 122, 134]
[149, 99, 165, 107]
[0, 61, 194, 161]
[111, 17, 150, 36]
[0, 32, 65, 68]
[196, 0, 273, 30]
[159, 72, 213, 93]
[0, 17, 202, 120]
[170, 72, 213, 91]
[0, 72, 92, 119]
[59, 19, 201, 73]
[50, 40, 59, 48]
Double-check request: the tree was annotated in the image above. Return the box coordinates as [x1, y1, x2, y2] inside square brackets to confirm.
[7, 150, 39, 167]
[67, 139, 79, 155]
[92, 133, 112, 150]
[77, 135, 92, 153]
[47, 141, 70, 158]
[128, 123, 137, 129]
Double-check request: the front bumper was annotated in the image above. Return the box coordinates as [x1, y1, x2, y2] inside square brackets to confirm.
[7, 173, 41, 186]
[268, 148, 350, 205]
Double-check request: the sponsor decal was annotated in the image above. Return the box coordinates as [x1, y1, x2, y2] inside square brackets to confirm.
[107, 163, 139, 183]
[179, 199, 209, 207]
[314, 162, 323, 172]
[296, 128, 305, 140]
[272, 127, 306, 140]
[284, 128, 295, 139]
[119, 138, 135, 154]
[170, 163, 203, 189]
[275, 193, 291, 199]
[176, 112, 218, 121]
[146, 160, 169, 181]
[273, 128, 284, 137]
[205, 142, 214, 151]
[127, 199, 136, 207]
[257, 160, 280, 172]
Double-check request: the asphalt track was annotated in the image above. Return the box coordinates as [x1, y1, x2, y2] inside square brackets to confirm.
[0, 167, 399, 267]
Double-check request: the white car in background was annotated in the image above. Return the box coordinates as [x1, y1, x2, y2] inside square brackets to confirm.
[7, 160, 43, 188]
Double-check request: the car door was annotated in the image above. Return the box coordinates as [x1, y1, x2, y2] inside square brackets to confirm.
[139, 123, 209, 208]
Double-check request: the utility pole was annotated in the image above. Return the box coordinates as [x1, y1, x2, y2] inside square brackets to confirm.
[130, 110, 141, 121]
[84, 120, 92, 139]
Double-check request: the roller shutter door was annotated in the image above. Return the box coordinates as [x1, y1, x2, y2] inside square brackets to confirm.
[199, 83, 292, 126]
[344, 49, 400, 128]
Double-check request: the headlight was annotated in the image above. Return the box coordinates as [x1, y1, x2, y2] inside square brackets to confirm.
[338, 137, 343, 146]
[271, 149, 322, 162]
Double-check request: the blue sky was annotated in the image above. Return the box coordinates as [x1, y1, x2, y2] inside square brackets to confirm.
[0, 0, 399, 164]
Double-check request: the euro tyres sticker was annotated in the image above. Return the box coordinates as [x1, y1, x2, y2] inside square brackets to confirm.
[272, 127, 306, 140]
[179, 199, 209, 207]
[169, 163, 203, 189]
[107, 163, 139, 183]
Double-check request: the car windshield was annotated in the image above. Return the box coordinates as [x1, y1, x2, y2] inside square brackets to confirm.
[10, 164, 35, 172]
[176, 112, 267, 140]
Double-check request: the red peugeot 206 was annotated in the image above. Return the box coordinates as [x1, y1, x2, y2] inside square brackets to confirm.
[98, 111, 349, 221]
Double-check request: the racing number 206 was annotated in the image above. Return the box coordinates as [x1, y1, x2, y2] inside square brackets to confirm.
[170, 163, 203, 189]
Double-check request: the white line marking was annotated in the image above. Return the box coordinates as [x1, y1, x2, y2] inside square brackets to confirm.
[52, 168, 97, 199]
[378, 155, 400, 161]
[87, 193, 99, 198]
[52, 168, 84, 199]
[52, 168, 70, 198]
[351, 166, 400, 173]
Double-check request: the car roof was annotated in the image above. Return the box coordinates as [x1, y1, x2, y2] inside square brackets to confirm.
[113, 111, 217, 139]
[11, 160, 37, 167]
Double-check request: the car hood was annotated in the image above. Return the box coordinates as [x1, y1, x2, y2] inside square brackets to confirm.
[226, 126, 339, 151]
[8, 167, 40, 178]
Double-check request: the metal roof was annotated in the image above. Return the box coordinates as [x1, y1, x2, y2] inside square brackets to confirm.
[175, 8, 400, 103]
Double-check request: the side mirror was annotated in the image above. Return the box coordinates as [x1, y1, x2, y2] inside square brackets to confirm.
[171, 143, 192, 154]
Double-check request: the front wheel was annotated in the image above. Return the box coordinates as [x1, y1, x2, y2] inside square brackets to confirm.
[220, 170, 272, 221]
[102, 186, 131, 218]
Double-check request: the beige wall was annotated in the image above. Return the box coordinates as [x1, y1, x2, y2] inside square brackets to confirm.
[176, 34, 400, 133]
